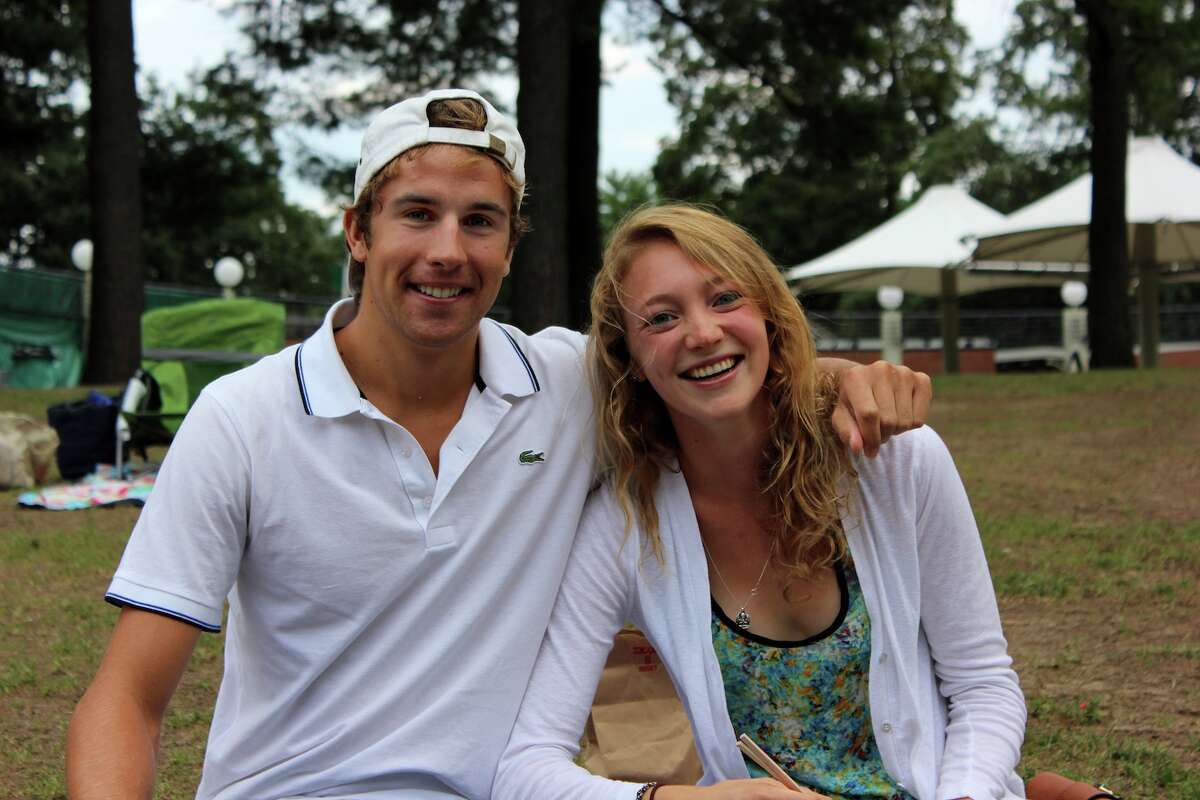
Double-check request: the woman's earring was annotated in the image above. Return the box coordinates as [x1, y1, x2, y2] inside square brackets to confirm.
[630, 368, 645, 383]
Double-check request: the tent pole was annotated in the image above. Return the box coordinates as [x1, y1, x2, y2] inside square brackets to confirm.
[1134, 225, 1159, 368]
[940, 269, 960, 374]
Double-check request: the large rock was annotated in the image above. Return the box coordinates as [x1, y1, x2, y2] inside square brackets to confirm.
[0, 412, 59, 488]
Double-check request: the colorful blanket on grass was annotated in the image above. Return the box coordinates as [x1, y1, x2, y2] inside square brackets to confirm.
[17, 467, 156, 511]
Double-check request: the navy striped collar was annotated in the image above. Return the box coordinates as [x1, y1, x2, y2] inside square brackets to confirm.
[294, 300, 541, 417]
[293, 300, 360, 417]
[478, 319, 541, 397]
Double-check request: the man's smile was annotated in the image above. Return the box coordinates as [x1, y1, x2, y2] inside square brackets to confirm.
[414, 284, 468, 299]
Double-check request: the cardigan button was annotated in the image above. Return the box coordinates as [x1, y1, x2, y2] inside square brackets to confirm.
[881, 722, 893, 733]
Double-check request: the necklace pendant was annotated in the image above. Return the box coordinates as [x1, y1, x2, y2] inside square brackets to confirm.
[734, 609, 751, 629]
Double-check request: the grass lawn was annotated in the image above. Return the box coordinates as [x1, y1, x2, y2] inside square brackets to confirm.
[2, 369, 1198, 798]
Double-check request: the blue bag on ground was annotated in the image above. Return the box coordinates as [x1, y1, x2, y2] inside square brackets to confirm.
[46, 392, 123, 480]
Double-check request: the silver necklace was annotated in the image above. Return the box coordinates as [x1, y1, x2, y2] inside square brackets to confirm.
[702, 537, 776, 630]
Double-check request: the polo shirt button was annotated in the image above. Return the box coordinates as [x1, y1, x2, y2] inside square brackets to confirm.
[881, 723, 893, 733]
[400, 448, 412, 458]
[422, 497, 431, 507]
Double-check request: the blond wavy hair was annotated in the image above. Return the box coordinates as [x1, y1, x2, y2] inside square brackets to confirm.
[588, 204, 854, 581]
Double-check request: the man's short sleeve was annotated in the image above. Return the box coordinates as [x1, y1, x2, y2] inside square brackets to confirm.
[106, 389, 252, 631]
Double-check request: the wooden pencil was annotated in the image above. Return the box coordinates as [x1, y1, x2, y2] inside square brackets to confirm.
[736, 733, 805, 792]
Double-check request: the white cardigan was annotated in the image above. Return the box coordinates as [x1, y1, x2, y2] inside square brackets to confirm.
[494, 427, 1026, 800]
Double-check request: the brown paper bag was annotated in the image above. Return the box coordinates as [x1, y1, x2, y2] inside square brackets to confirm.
[581, 628, 704, 786]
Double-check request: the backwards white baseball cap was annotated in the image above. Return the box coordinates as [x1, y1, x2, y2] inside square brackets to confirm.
[353, 88, 526, 205]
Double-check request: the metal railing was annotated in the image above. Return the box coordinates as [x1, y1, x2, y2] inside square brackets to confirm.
[807, 306, 1200, 351]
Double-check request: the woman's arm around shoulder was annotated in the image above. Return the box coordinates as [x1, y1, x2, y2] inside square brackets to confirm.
[911, 427, 1026, 800]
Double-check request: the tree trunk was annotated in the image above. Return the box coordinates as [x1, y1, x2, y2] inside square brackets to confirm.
[1081, 0, 1136, 368]
[566, 0, 604, 330]
[84, 0, 145, 383]
[512, 0, 572, 332]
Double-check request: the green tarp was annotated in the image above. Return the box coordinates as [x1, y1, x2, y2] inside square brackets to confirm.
[141, 298, 285, 433]
[0, 268, 288, 389]
[0, 270, 83, 388]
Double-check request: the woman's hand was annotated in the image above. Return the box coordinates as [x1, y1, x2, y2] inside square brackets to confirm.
[821, 358, 932, 457]
[656, 778, 830, 799]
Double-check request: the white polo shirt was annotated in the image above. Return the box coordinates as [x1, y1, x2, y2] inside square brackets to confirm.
[107, 299, 596, 800]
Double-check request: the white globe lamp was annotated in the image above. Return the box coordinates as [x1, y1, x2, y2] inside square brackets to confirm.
[876, 286, 904, 365]
[1060, 281, 1087, 308]
[73, 238, 95, 365]
[1060, 281, 1089, 372]
[214, 256, 245, 298]
[71, 239, 93, 272]
[876, 285, 904, 311]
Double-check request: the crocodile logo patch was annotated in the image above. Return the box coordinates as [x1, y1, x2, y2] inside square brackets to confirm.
[519, 449, 545, 465]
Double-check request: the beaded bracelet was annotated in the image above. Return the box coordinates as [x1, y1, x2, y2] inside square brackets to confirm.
[635, 782, 659, 800]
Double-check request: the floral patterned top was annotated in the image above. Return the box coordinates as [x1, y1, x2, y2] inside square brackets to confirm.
[711, 562, 914, 800]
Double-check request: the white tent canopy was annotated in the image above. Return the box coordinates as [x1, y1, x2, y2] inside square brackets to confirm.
[784, 185, 1075, 297]
[971, 136, 1200, 366]
[972, 136, 1200, 271]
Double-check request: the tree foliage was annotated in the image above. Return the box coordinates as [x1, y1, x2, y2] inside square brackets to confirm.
[231, 0, 518, 128]
[140, 62, 343, 295]
[642, 0, 970, 266]
[0, 2, 342, 298]
[226, 0, 522, 204]
[911, 118, 1085, 213]
[0, 1, 88, 270]
[993, 0, 1200, 157]
[929, 0, 1200, 223]
[226, 0, 523, 206]
[233, 0, 603, 330]
[599, 169, 657, 242]
[992, 0, 1200, 366]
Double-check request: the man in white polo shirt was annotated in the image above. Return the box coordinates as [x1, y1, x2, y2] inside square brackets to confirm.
[66, 89, 930, 799]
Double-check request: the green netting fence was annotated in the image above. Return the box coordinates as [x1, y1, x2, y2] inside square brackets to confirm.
[0, 269, 337, 389]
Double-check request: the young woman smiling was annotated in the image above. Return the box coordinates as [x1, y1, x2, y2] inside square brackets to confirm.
[493, 205, 1026, 800]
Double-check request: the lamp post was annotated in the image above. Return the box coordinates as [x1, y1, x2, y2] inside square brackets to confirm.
[214, 256, 244, 299]
[72, 239, 94, 365]
[1060, 280, 1088, 372]
[877, 285, 904, 366]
